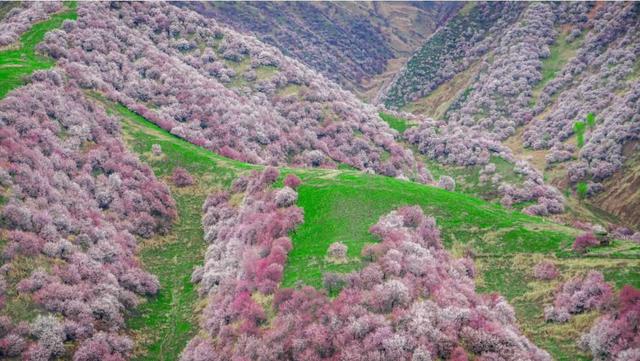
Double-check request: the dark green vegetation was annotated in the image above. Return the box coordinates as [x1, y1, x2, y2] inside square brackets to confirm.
[577, 181, 588, 199]
[0, 2, 19, 21]
[178, 1, 460, 95]
[586, 112, 596, 130]
[0, 2, 76, 98]
[573, 113, 596, 149]
[383, 2, 520, 108]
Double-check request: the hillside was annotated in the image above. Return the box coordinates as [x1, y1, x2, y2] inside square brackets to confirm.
[0, 2, 639, 361]
[112, 95, 638, 361]
[178, 1, 461, 99]
[36, 1, 431, 181]
[381, 2, 640, 227]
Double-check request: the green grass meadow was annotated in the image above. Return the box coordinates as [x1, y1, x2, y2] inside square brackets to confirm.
[0, 2, 77, 98]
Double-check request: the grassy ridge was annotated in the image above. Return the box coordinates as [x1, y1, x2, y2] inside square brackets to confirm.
[0, 2, 77, 98]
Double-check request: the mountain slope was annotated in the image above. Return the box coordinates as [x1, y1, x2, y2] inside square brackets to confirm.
[178, 1, 461, 98]
[37, 1, 428, 180]
[381, 2, 640, 223]
[111, 95, 638, 361]
[379, 2, 525, 108]
[594, 142, 640, 228]
[0, 2, 639, 361]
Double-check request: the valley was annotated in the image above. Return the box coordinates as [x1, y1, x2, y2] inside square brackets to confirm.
[0, 2, 638, 361]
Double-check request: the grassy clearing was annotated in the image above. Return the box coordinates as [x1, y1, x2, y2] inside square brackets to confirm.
[283, 170, 577, 288]
[222, 57, 279, 89]
[504, 127, 550, 174]
[0, 2, 77, 98]
[379, 111, 413, 133]
[425, 155, 526, 202]
[255, 65, 278, 81]
[0, 254, 56, 325]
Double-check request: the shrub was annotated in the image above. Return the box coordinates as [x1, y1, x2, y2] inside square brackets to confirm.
[29, 315, 65, 359]
[545, 271, 613, 323]
[172, 167, 195, 187]
[573, 121, 586, 148]
[327, 242, 348, 262]
[580, 285, 640, 360]
[0, 334, 26, 357]
[198, 170, 302, 295]
[533, 261, 559, 281]
[323, 272, 346, 294]
[586, 113, 596, 130]
[283, 174, 301, 189]
[437, 176, 456, 192]
[577, 181, 588, 199]
[180, 337, 216, 361]
[72, 332, 133, 361]
[151, 144, 162, 156]
[274, 187, 297, 208]
[261, 167, 279, 185]
[572, 232, 599, 253]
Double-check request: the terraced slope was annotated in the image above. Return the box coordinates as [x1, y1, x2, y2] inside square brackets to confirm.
[594, 143, 640, 229]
